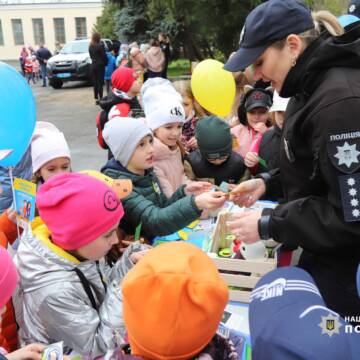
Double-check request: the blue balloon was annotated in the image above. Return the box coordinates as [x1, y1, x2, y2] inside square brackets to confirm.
[0, 62, 36, 167]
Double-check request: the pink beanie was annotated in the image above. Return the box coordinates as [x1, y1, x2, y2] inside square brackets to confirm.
[0, 247, 18, 308]
[36, 173, 124, 250]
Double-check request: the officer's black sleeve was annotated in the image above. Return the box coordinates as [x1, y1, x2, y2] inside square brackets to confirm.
[267, 98, 360, 254]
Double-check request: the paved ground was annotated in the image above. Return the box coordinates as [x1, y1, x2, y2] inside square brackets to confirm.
[2, 60, 106, 171]
[31, 80, 107, 172]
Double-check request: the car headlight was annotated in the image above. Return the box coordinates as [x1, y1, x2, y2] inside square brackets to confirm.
[78, 57, 91, 65]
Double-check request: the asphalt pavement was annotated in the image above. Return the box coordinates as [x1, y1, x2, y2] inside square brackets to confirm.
[31, 80, 107, 172]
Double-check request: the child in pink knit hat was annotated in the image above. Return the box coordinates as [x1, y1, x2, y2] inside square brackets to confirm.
[0, 247, 46, 360]
[14, 173, 149, 357]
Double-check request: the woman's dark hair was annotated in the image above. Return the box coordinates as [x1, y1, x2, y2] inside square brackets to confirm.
[91, 32, 101, 45]
[150, 39, 160, 47]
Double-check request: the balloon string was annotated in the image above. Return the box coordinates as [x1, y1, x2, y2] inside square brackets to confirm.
[8, 167, 21, 240]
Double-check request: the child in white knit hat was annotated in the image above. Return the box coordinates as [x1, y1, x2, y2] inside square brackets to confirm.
[141, 78, 211, 198]
[31, 122, 71, 186]
[101, 116, 226, 241]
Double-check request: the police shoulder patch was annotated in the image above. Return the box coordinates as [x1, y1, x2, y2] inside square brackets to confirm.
[327, 131, 360, 174]
[338, 172, 360, 222]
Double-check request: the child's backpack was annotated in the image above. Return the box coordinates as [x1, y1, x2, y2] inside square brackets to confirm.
[96, 92, 143, 149]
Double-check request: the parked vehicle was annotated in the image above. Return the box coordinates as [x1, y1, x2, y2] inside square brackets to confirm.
[47, 39, 112, 89]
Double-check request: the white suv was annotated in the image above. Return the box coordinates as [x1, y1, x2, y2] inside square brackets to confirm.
[47, 39, 112, 89]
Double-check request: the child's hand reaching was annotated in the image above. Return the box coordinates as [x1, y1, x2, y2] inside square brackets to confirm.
[253, 122, 268, 134]
[244, 151, 259, 168]
[186, 137, 198, 150]
[195, 191, 227, 210]
[130, 250, 149, 264]
[185, 181, 213, 195]
[6, 343, 45, 360]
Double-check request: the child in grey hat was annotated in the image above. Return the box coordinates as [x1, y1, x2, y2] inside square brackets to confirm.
[101, 116, 226, 240]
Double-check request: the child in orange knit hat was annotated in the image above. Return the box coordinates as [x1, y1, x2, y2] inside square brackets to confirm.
[119, 242, 232, 360]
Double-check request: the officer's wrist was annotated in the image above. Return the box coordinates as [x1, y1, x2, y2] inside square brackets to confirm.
[257, 208, 273, 240]
[255, 172, 272, 185]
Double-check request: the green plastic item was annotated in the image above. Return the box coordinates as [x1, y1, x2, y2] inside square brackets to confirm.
[134, 223, 142, 241]
[258, 156, 267, 169]
[218, 248, 232, 258]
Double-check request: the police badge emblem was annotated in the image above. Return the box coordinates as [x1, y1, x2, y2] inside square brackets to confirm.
[327, 132, 360, 174]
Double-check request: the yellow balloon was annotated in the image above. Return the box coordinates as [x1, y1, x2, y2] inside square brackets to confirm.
[191, 59, 236, 117]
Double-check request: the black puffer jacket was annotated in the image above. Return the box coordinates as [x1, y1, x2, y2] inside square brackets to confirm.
[257, 124, 283, 202]
[264, 26, 360, 254]
[184, 150, 246, 186]
[260, 25, 360, 316]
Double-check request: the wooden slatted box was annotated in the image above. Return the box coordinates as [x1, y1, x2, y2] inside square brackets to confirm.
[208, 211, 277, 303]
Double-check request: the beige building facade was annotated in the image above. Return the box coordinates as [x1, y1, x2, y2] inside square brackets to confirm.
[0, 0, 103, 60]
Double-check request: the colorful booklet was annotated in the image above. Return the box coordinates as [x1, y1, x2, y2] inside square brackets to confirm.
[13, 178, 36, 227]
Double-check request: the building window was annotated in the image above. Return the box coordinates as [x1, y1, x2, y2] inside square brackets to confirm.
[11, 19, 24, 45]
[32, 18, 45, 45]
[75, 17, 87, 39]
[53, 18, 66, 44]
[0, 20, 4, 46]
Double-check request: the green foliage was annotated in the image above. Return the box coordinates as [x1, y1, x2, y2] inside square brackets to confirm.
[304, 0, 348, 15]
[93, 1, 121, 39]
[167, 59, 190, 78]
[115, 0, 150, 42]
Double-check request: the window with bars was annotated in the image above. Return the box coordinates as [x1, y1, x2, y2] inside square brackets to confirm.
[75, 17, 87, 39]
[33, 18, 45, 45]
[11, 19, 24, 45]
[0, 20, 4, 46]
[53, 18, 66, 44]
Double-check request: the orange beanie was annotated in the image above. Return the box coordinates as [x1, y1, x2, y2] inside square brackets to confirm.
[122, 242, 229, 360]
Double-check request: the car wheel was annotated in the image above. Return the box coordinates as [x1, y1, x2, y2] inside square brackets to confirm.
[49, 78, 63, 89]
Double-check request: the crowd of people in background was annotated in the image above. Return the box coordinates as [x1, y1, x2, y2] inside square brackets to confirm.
[19, 44, 52, 87]
[89, 32, 172, 105]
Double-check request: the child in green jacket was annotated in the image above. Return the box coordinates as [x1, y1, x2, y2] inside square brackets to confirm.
[101, 117, 226, 240]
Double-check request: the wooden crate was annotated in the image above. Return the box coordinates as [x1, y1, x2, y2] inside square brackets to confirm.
[208, 211, 277, 303]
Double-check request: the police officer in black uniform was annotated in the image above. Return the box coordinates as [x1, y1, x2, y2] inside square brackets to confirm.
[225, 0, 360, 320]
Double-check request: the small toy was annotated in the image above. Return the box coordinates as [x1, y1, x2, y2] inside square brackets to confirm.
[218, 248, 232, 258]
[42, 341, 63, 360]
[80, 170, 133, 199]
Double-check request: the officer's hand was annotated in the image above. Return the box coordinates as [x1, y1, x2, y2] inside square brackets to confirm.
[227, 210, 261, 244]
[230, 179, 266, 207]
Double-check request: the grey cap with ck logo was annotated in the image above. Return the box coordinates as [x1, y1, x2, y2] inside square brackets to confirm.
[224, 0, 315, 72]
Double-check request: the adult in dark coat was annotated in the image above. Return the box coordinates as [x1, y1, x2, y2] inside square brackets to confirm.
[158, 33, 171, 79]
[89, 32, 108, 104]
[225, 0, 360, 321]
[36, 44, 52, 87]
